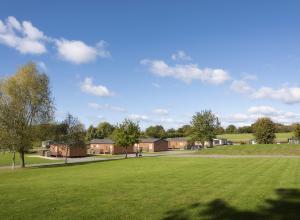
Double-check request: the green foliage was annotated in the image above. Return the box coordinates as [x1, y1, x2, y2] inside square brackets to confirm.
[293, 123, 300, 140]
[85, 122, 115, 141]
[166, 128, 178, 138]
[237, 126, 253, 133]
[190, 110, 220, 146]
[177, 125, 192, 137]
[96, 122, 115, 138]
[145, 125, 165, 138]
[0, 62, 54, 167]
[253, 118, 276, 144]
[225, 124, 237, 134]
[112, 119, 140, 158]
[59, 113, 85, 145]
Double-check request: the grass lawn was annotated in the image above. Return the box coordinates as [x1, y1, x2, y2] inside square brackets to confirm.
[217, 132, 293, 143]
[0, 157, 300, 219]
[197, 144, 300, 155]
[0, 152, 62, 167]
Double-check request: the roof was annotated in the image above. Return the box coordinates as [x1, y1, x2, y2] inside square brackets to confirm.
[166, 137, 188, 141]
[90, 139, 114, 144]
[139, 138, 165, 143]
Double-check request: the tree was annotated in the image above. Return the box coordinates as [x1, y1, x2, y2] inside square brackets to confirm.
[253, 118, 276, 144]
[96, 122, 115, 138]
[177, 125, 192, 137]
[293, 123, 300, 140]
[0, 63, 54, 168]
[85, 125, 98, 142]
[190, 110, 220, 147]
[237, 126, 253, 133]
[145, 125, 165, 138]
[112, 119, 140, 158]
[166, 128, 178, 138]
[58, 113, 85, 163]
[225, 125, 237, 134]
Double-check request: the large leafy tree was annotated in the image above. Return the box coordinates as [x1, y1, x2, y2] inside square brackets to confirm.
[225, 125, 237, 134]
[85, 125, 98, 142]
[190, 110, 220, 147]
[145, 125, 165, 138]
[96, 122, 115, 138]
[253, 118, 276, 144]
[166, 128, 178, 138]
[177, 125, 192, 137]
[293, 123, 300, 140]
[112, 119, 140, 158]
[0, 63, 54, 168]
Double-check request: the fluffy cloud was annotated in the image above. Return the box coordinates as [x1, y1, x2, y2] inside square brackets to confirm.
[231, 78, 300, 104]
[81, 78, 114, 97]
[141, 59, 230, 84]
[55, 39, 110, 64]
[0, 16, 111, 63]
[88, 103, 126, 112]
[0, 16, 47, 54]
[153, 108, 169, 115]
[171, 50, 191, 61]
[252, 87, 300, 104]
[223, 105, 300, 126]
[230, 80, 254, 94]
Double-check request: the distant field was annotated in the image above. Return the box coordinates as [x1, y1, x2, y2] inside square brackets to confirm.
[217, 132, 293, 143]
[197, 144, 300, 155]
[1, 157, 300, 219]
[0, 152, 62, 167]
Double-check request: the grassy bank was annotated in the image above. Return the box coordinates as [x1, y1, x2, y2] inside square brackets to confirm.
[217, 132, 293, 143]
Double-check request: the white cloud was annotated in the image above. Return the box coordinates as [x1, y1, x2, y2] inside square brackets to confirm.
[0, 16, 47, 54]
[248, 106, 278, 115]
[81, 78, 114, 97]
[251, 87, 300, 104]
[171, 50, 191, 61]
[0, 16, 111, 63]
[128, 114, 149, 122]
[230, 80, 254, 94]
[153, 108, 169, 115]
[141, 59, 230, 84]
[55, 39, 110, 64]
[231, 77, 300, 104]
[223, 105, 300, 126]
[88, 103, 126, 112]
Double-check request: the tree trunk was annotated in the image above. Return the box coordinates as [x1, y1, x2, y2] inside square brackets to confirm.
[125, 147, 128, 159]
[20, 151, 25, 168]
[201, 141, 205, 149]
[12, 151, 16, 170]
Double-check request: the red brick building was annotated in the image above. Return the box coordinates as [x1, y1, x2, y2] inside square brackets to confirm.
[89, 139, 134, 155]
[50, 142, 87, 157]
[135, 138, 169, 152]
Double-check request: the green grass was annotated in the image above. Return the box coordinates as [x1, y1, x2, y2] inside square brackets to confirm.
[0, 157, 300, 219]
[197, 144, 300, 155]
[217, 132, 293, 143]
[0, 152, 62, 167]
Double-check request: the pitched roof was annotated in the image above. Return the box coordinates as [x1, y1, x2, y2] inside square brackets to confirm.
[90, 139, 114, 144]
[139, 138, 163, 143]
[166, 137, 188, 141]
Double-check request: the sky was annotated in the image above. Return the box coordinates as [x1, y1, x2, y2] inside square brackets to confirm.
[1, 0, 300, 129]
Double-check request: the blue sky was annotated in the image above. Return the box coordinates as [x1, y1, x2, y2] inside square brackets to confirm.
[1, 0, 300, 129]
